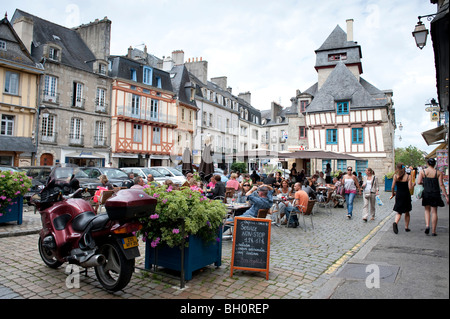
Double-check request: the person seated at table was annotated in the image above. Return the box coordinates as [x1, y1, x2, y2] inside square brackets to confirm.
[223, 184, 274, 233]
[146, 174, 159, 187]
[208, 175, 225, 200]
[236, 182, 252, 203]
[206, 175, 216, 190]
[302, 180, 317, 199]
[226, 173, 240, 190]
[317, 172, 327, 186]
[240, 174, 253, 188]
[285, 182, 309, 228]
[99, 174, 113, 190]
[130, 176, 145, 189]
[274, 180, 293, 221]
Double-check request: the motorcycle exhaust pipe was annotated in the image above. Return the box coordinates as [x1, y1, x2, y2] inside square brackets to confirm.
[79, 254, 106, 268]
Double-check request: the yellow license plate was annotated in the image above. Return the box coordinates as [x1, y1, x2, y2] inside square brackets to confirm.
[122, 236, 139, 249]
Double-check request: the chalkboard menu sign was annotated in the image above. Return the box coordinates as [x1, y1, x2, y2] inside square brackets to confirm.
[230, 217, 271, 280]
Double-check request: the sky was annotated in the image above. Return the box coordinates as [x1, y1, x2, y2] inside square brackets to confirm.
[4, 0, 441, 153]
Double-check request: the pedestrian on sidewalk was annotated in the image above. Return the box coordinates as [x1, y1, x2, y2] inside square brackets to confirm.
[390, 163, 413, 234]
[342, 166, 361, 219]
[361, 168, 379, 222]
[416, 158, 449, 236]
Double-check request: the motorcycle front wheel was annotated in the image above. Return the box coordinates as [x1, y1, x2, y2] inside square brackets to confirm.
[38, 236, 63, 269]
[94, 240, 135, 292]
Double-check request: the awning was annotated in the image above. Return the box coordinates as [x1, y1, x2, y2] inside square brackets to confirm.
[425, 142, 448, 159]
[0, 136, 36, 153]
[421, 125, 447, 145]
[65, 151, 105, 159]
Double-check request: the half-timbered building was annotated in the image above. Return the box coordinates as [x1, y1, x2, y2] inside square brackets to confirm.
[300, 20, 396, 178]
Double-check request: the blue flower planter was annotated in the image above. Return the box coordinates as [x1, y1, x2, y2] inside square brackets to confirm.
[0, 196, 23, 225]
[384, 177, 397, 192]
[145, 228, 223, 281]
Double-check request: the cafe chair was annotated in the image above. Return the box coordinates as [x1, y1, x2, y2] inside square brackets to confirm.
[257, 209, 270, 219]
[287, 200, 315, 231]
[95, 190, 114, 214]
[316, 190, 333, 215]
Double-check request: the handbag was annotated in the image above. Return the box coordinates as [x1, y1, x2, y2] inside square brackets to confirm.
[336, 184, 345, 196]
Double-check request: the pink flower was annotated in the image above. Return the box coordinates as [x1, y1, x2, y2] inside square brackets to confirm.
[153, 193, 160, 198]
[166, 186, 173, 192]
[172, 228, 180, 234]
[150, 214, 159, 220]
[162, 199, 168, 204]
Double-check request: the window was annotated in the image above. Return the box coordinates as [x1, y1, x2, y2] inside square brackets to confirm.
[326, 129, 337, 144]
[1, 115, 14, 136]
[98, 63, 107, 75]
[130, 69, 137, 81]
[143, 67, 152, 85]
[152, 127, 161, 144]
[131, 95, 140, 117]
[352, 128, 364, 144]
[299, 126, 307, 139]
[72, 82, 84, 108]
[181, 108, 185, 121]
[96, 88, 106, 111]
[328, 53, 347, 61]
[300, 100, 308, 113]
[49, 47, 59, 61]
[4, 71, 19, 95]
[356, 160, 368, 176]
[133, 124, 142, 143]
[337, 160, 347, 171]
[336, 101, 349, 115]
[0, 40, 6, 51]
[150, 99, 158, 121]
[155, 77, 161, 88]
[44, 75, 57, 100]
[95, 121, 106, 146]
[41, 114, 55, 142]
[70, 118, 82, 144]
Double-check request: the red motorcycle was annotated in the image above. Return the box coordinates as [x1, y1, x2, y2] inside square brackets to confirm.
[33, 166, 156, 292]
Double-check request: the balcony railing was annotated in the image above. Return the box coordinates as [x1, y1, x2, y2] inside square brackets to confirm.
[117, 105, 177, 125]
[69, 134, 84, 146]
[94, 136, 108, 147]
[40, 132, 58, 144]
[71, 96, 85, 109]
[42, 90, 60, 104]
[95, 99, 108, 113]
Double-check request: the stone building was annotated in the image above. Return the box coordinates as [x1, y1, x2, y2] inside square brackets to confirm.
[11, 10, 113, 166]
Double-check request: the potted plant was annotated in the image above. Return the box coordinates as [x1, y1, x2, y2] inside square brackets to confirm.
[139, 184, 227, 281]
[384, 171, 396, 192]
[0, 170, 32, 224]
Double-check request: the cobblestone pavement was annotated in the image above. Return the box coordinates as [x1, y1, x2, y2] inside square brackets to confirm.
[0, 192, 396, 299]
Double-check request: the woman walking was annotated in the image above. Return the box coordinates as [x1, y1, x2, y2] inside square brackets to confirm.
[342, 166, 361, 219]
[361, 168, 379, 222]
[416, 158, 449, 236]
[391, 163, 413, 234]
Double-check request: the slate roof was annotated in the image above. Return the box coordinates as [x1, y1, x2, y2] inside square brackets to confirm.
[11, 9, 96, 73]
[305, 62, 388, 113]
[0, 16, 43, 73]
[170, 64, 197, 108]
[316, 24, 360, 52]
[0, 136, 36, 152]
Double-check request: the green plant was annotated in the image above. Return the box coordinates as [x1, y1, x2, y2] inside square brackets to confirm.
[385, 172, 395, 179]
[231, 162, 247, 174]
[139, 185, 227, 248]
[0, 170, 32, 216]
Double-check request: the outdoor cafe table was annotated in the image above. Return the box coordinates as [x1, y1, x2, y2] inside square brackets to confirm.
[225, 203, 250, 218]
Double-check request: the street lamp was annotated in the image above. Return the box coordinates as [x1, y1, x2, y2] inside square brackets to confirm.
[397, 122, 403, 142]
[412, 14, 436, 49]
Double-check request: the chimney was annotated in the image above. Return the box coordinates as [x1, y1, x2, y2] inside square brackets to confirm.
[238, 92, 251, 105]
[127, 46, 133, 58]
[172, 50, 185, 65]
[162, 56, 174, 71]
[13, 16, 34, 53]
[211, 76, 227, 90]
[346, 19, 354, 42]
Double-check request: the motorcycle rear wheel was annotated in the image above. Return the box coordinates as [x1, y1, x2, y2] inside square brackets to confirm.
[38, 236, 63, 269]
[94, 240, 135, 292]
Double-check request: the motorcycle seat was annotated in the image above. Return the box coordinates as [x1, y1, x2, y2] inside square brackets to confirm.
[72, 212, 110, 232]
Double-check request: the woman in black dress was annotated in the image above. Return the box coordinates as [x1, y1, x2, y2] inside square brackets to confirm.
[416, 158, 449, 236]
[390, 163, 413, 234]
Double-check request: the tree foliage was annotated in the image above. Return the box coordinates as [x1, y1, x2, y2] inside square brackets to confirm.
[395, 145, 426, 167]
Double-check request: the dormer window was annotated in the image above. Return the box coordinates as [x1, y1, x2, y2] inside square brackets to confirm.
[98, 63, 107, 75]
[336, 101, 349, 115]
[0, 40, 6, 51]
[49, 47, 60, 61]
